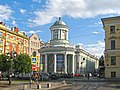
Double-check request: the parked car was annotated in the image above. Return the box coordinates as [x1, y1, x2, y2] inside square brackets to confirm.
[39, 73, 50, 81]
[74, 73, 81, 77]
[50, 74, 58, 80]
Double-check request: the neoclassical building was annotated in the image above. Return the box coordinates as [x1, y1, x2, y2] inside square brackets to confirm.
[39, 17, 75, 74]
[39, 17, 98, 74]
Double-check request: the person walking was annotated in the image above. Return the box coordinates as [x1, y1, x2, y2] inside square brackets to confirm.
[87, 73, 89, 80]
[8, 74, 12, 85]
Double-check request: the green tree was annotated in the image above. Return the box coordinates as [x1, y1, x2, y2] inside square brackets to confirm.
[13, 54, 31, 79]
[0, 54, 11, 73]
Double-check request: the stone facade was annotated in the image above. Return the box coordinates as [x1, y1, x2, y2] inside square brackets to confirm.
[102, 16, 120, 78]
[39, 17, 98, 75]
[29, 34, 41, 71]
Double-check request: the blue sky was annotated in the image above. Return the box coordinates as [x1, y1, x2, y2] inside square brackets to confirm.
[0, 0, 120, 57]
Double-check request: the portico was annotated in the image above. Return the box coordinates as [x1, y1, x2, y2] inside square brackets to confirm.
[40, 52, 75, 74]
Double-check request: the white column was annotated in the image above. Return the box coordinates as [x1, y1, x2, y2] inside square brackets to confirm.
[58, 30, 60, 39]
[51, 30, 53, 40]
[64, 54, 67, 73]
[45, 54, 47, 72]
[78, 55, 80, 73]
[72, 55, 75, 74]
[54, 54, 57, 73]
[40, 55, 42, 64]
[66, 31, 68, 40]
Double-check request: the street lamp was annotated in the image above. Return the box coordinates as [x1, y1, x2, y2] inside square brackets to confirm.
[7, 50, 16, 85]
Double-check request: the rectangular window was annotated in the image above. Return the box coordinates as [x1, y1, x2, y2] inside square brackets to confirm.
[111, 72, 116, 78]
[12, 43, 16, 48]
[13, 36, 16, 40]
[6, 42, 10, 46]
[111, 56, 116, 65]
[0, 32, 2, 37]
[0, 48, 2, 53]
[110, 26, 115, 34]
[0, 40, 3, 45]
[111, 40, 115, 49]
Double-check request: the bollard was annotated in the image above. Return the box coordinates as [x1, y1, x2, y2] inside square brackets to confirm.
[23, 85, 28, 90]
[47, 83, 51, 88]
[37, 84, 41, 89]
[61, 80, 66, 85]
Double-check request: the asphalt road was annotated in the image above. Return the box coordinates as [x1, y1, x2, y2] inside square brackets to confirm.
[51, 82, 120, 90]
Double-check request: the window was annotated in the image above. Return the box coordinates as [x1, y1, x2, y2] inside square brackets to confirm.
[111, 72, 116, 78]
[12, 43, 16, 48]
[0, 48, 2, 53]
[13, 36, 16, 40]
[6, 42, 10, 46]
[7, 34, 10, 38]
[31, 41, 33, 46]
[111, 56, 116, 65]
[111, 40, 115, 49]
[62, 31, 66, 40]
[0, 40, 3, 45]
[54, 30, 58, 39]
[110, 26, 115, 34]
[20, 45, 22, 49]
[6, 49, 9, 53]
[83, 58, 85, 60]
[24, 40, 27, 45]
[0, 32, 2, 37]
[24, 46, 26, 51]
[34, 37, 37, 40]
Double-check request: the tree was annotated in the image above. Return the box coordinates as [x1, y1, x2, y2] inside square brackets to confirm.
[13, 54, 31, 79]
[0, 54, 11, 73]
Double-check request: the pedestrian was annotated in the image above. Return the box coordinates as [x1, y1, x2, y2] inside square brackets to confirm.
[97, 73, 100, 79]
[0, 75, 2, 81]
[8, 74, 12, 85]
[87, 73, 89, 80]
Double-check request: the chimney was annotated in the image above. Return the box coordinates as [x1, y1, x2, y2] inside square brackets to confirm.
[0, 22, 3, 25]
[14, 27, 18, 33]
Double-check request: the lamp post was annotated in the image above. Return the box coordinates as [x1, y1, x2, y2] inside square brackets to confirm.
[7, 50, 16, 85]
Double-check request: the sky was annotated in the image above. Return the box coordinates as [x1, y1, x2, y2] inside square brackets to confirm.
[0, 0, 120, 58]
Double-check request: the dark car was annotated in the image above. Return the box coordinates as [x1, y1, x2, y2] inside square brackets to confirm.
[50, 73, 59, 80]
[39, 73, 50, 81]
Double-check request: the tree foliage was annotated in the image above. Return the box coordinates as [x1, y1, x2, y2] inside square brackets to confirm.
[13, 54, 31, 75]
[0, 54, 11, 73]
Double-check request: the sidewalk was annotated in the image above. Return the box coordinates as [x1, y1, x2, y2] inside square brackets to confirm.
[63, 77, 120, 82]
[0, 80, 67, 90]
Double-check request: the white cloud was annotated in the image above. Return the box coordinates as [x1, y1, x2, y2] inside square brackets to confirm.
[93, 31, 99, 34]
[26, 30, 42, 34]
[94, 21, 102, 25]
[84, 41, 105, 58]
[13, 1, 21, 6]
[12, 20, 17, 26]
[20, 9, 27, 14]
[0, 5, 13, 21]
[29, 0, 120, 26]
[32, 0, 41, 3]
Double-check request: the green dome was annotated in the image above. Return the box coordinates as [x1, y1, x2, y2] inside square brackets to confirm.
[50, 17, 69, 29]
[54, 17, 66, 25]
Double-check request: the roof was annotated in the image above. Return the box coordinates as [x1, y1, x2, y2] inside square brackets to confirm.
[50, 17, 69, 29]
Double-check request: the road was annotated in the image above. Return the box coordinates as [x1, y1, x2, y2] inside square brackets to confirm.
[51, 82, 120, 90]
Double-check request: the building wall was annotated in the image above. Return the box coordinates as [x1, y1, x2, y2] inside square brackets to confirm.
[75, 45, 98, 74]
[102, 16, 120, 78]
[29, 34, 41, 71]
[0, 22, 28, 55]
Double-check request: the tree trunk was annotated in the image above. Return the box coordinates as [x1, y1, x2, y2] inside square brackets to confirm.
[22, 73, 23, 80]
